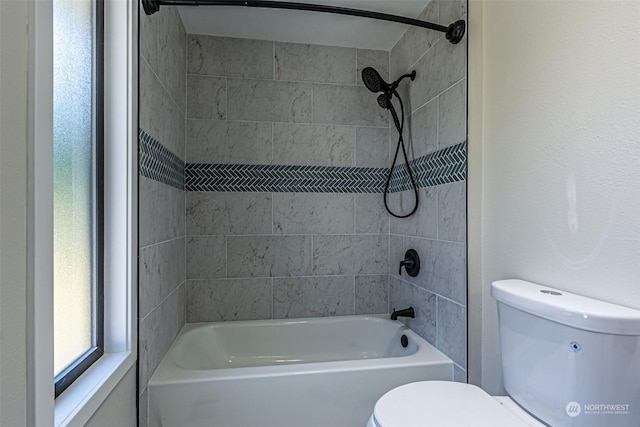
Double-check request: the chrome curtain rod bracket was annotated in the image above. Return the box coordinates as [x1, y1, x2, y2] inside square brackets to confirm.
[141, 0, 466, 44]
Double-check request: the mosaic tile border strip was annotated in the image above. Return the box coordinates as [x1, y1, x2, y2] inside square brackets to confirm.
[388, 141, 467, 192]
[139, 129, 185, 190]
[186, 163, 388, 193]
[185, 141, 466, 193]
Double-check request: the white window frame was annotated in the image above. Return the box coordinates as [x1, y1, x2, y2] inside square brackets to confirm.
[29, 0, 138, 425]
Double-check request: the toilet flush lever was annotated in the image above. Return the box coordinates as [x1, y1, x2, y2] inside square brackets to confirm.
[399, 249, 420, 277]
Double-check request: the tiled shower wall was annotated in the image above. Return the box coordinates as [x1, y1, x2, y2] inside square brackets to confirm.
[184, 35, 392, 321]
[388, 0, 468, 382]
[138, 6, 186, 426]
[390, 0, 467, 382]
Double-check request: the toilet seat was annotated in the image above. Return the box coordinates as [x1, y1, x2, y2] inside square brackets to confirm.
[369, 381, 540, 427]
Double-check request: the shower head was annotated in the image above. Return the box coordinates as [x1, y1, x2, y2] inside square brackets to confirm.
[362, 67, 391, 94]
[377, 93, 392, 109]
[362, 67, 416, 99]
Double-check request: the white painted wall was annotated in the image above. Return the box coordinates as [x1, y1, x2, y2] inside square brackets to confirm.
[477, 0, 640, 395]
[86, 367, 136, 427]
[0, 1, 29, 425]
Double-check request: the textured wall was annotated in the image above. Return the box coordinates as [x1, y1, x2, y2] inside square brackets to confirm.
[479, 0, 640, 395]
[184, 35, 392, 321]
[138, 6, 186, 426]
[388, 0, 468, 382]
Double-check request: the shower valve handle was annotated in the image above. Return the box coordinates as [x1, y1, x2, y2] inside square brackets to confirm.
[399, 249, 420, 277]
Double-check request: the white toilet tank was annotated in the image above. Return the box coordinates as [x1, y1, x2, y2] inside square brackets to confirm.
[492, 279, 640, 427]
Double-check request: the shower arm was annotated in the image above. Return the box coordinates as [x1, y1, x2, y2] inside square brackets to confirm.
[142, 0, 466, 44]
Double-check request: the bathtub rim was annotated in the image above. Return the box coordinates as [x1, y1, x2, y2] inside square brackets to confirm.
[149, 315, 453, 386]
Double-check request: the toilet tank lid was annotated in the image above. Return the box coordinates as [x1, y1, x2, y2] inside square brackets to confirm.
[492, 279, 640, 335]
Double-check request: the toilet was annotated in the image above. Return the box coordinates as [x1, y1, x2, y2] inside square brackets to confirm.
[367, 279, 640, 427]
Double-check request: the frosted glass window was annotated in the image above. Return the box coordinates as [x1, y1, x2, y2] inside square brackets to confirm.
[53, 0, 103, 397]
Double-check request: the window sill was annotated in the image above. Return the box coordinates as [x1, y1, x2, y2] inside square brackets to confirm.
[54, 351, 136, 427]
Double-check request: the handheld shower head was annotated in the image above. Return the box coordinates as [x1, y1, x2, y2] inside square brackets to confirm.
[377, 93, 392, 109]
[362, 67, 390, 93]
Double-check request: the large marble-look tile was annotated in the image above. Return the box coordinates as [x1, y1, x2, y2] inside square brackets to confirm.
[356, 127, 389, 168]
[438, 79, 467, 148]
[385, 189, 420, 220]
[402, 237, 466, 305]
[275, 42, 356, 85]
[437, 181, 466, 243]
[227, 79, 312, 123]
[313, 234, 388, 275]
[139, 58, 164, 144]
[186, 120, 272, 164]
[141, 5, 186, 113]
[409, 36, 467, 111]
[454, 365, 467, 383]
[437, 297, 467, 368]
[439, 0, 467, 25]
[390, 277, 437, 345]
[408, 98, 438, 158]
[227, 235, 312, 278]
[139, 237, 186, 318]
[138, 387, 148, 427]
[187, 35, 273, 79]
[390, 0, 440, 77]
[139, 287, 183, 388]
[186, 192, 272, 235]
[186, 278, 272, 322]
[139, 3, 158, 70]
[139, 176, 185, 247]
[355, 194, 389, 234]
[390, 188, 438, 238]
[157, 31, 186, 114]
[186, 235, 226, 279]
[313, 84, 388, 127]
[186, 76, 226, 120]
[273, 193, 354, 235]
[273, 276, 354, 318]
[389, 234, 404, 280]
[356, 49, 389, 88]
[273, 123, 354, 166]
[355, 275, 388, 314]
[160, 88, 186, 159]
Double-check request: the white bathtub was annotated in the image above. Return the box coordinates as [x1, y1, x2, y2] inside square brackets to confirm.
[148, 315, 453, 427]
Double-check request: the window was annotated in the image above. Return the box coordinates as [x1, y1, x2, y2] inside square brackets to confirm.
[53, 0, 104, 397]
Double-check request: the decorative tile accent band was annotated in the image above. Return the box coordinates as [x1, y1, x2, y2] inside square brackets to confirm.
[138, 128, 466, 193]
[186, 163, 388, 193]
[139, 129, 185, 190]
[185, 141, 466, 193]
[388, 141, 467, 192]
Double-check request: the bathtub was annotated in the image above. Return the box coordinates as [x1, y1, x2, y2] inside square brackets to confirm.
[148, 315, 453, 427]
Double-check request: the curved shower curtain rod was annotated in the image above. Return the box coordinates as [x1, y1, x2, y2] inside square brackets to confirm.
[141, 0, 466, 44]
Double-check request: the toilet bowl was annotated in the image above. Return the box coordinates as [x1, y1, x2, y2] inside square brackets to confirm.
[366, 279, 640, 427]
[366, 381, 544, 427]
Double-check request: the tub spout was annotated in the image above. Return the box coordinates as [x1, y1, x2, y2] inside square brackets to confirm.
[390, 307, 415, 320]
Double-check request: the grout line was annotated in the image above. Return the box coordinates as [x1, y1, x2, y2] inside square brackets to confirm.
[310, 235, 314, 274]
[224, 235, 228, 279]
[185, 72, 364, 88]
[140, 279, 186, 323]
[185, 117, 388, 129]
[187, 274, 385, 281]
[410, 77, 465, 116]
[352, 275, 356, 315]
[140, 235, 185, 251]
